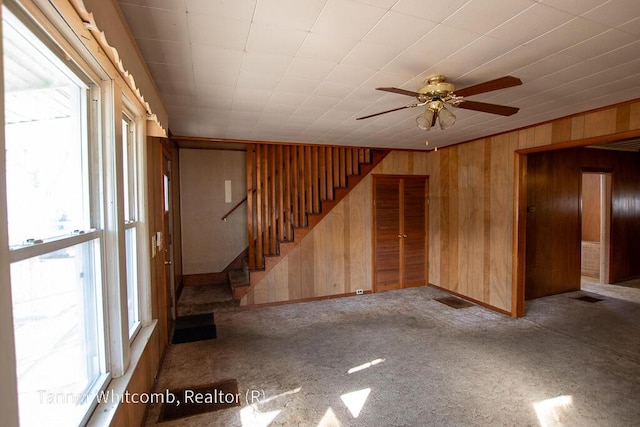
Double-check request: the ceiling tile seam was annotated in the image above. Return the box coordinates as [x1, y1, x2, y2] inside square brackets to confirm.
[247, 1, 333, 128]
[285, 0, 400, 113]
[474, 16, 612, 77]
[182, 10, 200, 108]
[232, 0, 269, 124]
[123, 4, 187, 14]
[566, 35, 640, 65]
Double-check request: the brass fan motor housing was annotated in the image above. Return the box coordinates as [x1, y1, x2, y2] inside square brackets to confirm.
[417, 75, 456, 101]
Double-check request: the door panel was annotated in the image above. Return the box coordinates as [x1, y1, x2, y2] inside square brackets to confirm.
[373, 176, 428, 291]
[525, 151, 581, 299]
[374, 179, 401, 290]
[403, 179, 427, 285]
[162, 147, 176, 337]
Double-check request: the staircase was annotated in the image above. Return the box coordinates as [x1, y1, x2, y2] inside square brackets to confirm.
[230, 144, 389, 301]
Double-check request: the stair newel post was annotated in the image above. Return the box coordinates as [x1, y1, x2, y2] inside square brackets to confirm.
[339, 147, 347, 187]
[297, 145, 306, 226]
[291, 145, 299, 227]
[319, 146, 327, 201]
[311, 146, 320, 214]
[269, 144, 277, 255]
[305, 146, 313, 216]
[284, 145, 292, 239]
[277, 145, 285, 245]
[334, 148, 341, 188]
[262, 145, 270, 260]
[255, 144, 264, 269]
[351, 148, 360, 174]
[326, 146, 334, 200]
[247, 144, 255, 270]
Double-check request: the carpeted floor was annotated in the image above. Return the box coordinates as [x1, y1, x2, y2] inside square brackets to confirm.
[176, 283, 238, 317]
[147, 279, 640, 426]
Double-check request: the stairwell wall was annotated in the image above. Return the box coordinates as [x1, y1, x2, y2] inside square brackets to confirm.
[180, 149, 247, 275]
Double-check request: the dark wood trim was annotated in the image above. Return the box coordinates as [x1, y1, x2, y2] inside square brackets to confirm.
[221, 196, 248, 221]
[171, 135, 386, 151]
[516, 129, 640, 154]
[512, 152, 527, 318]
[428, 283, 512, 317]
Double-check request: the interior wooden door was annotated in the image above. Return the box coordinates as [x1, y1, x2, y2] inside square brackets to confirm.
[374, 177, 401, 291]
[373, 175, 428, 292]
[402, 178, 427, 287]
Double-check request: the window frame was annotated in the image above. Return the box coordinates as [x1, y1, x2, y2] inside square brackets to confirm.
[1, 0, 154, 425]
[3, 2, 111, 424]
[121, 103, 144, 341]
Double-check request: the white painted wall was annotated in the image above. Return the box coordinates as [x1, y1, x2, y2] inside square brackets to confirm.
[179, 149, 247, 275]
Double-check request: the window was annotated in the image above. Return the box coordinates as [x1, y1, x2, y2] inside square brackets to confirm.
[2, 1, 152, 425]
[122, 112, 141, 338]
[3, 6, 107, 426]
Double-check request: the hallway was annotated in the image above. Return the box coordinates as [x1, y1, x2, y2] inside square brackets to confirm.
[146, 280, 640, 426]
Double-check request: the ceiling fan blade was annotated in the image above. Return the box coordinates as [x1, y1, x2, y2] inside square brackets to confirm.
[456, 100, 519, 116]
[454, 76, 522, 98]
[356, 104, 416, 120]
[376, 87, 421, 97]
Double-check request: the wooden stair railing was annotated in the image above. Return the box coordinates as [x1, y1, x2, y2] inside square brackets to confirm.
[235, 144, 389, 300]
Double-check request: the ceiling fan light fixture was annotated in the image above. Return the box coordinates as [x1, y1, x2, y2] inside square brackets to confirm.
[416, 109, 435, 131]
[438, 105, 456, 130]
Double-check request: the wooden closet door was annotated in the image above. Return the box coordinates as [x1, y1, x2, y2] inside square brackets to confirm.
[374, 178, 401, 291]
[402, 178, 427, 286]
[373, 176, 428, 292]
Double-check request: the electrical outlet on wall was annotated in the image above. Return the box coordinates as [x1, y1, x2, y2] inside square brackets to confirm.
[356, 289, 364, 295]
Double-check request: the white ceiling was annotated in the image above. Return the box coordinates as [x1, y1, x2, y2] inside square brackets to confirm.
[116, 0, 640, 150]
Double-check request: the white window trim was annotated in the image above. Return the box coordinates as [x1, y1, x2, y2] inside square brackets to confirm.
[0, 5, 21, 424]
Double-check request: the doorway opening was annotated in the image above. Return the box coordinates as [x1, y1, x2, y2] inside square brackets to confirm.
[580, 172, 611, 286]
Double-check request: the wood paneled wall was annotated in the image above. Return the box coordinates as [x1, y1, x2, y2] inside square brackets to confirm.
[526, 148, 640, 299]
[242, 151, 428, 306]
[243, 98, 640, 314]
[243, 171, 373, 304]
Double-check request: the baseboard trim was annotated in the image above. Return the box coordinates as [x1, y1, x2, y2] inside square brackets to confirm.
[182, 272, 228, 286]
[240, 290, 373, 309]
[427, 283, 511, 317]
[182, 248, 248, 286]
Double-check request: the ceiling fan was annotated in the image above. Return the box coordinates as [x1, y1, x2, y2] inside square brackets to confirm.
[356, 75, 522, 131]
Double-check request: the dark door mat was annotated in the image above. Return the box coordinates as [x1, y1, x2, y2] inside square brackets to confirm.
[172, 313, 217, 344]
[158, 379, 240, 422]
[435, 296, 474, 309]
[574, 295, 603, 303]
[175, 313, 214, 329]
